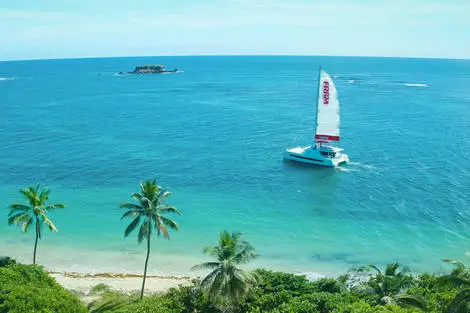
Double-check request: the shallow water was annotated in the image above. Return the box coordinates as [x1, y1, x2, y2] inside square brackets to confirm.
[0, 56, 469, 276]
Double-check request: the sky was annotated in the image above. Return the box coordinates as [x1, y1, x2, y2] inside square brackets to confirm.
[0, 0, 469, 61]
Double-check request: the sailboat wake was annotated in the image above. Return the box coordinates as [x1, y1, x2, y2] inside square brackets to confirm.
[347, 162, 375, 170]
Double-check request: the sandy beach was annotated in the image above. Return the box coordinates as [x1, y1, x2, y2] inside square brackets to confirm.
[50, 271, 193, 294]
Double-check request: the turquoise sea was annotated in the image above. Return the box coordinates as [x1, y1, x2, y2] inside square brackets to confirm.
[0, 56, 469, 277]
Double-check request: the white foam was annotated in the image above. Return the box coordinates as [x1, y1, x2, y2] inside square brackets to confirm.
[404, 83, 428, 87]
[0, 77, 15, 81]
[336, 166, 355, 172]
[161, 70, 183, 74]
[348, 161, 375, 169]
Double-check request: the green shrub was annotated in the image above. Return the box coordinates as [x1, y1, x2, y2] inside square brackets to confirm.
[253, 269, 318, 295]
[91, 283, 111, 294]
[333, 301, 416, 313]
[0, 263, 87, 313]
[313, 277, 346, 293]
[0, 257, 16, 267]
[89, 292, 185, 313]
[165, 281, 216, 313]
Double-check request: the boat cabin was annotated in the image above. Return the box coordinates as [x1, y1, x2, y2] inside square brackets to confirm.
[315, 140, 344, 159]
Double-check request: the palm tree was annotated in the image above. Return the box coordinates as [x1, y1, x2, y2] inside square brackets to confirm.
[360, 263, 426, 310]
[7, 184, 65, 265]
[442, 254, 470, 313]
[442, 256, 470, 285]
[120, 179, 180, 300]
[192, 231, 259, 311]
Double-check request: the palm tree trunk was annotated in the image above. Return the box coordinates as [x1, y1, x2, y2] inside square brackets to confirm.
[140, 231, 151, 300]
[33, 216, 39, 265]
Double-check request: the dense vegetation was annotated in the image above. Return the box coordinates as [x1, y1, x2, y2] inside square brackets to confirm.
[0, 258, 86, 313]
[1, 256, 468, 313]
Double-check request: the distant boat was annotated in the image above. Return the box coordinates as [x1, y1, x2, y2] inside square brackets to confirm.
[284, 68, 349, 167]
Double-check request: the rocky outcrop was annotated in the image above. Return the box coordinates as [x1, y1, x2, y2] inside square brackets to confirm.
[119, 64, 178, 74]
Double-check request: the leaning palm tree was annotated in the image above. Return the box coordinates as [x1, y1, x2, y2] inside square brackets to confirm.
[442, 254, 470, 285]
[8, 184, 65, 265]
[442, 254, 470, 313]
[362, 262, 427, 310]
[192, 231, 259, 312]
[120, 179, 180, 300]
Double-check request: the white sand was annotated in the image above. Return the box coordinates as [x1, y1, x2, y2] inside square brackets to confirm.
[51, 272, 193, 294]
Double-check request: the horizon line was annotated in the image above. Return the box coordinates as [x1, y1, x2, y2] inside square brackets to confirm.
[1, 53, 469, 63]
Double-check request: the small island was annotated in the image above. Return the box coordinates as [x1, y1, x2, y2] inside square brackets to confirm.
[119, 64, 179, 74]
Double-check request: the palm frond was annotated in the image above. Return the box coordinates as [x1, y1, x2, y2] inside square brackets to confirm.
[130, 192, 144, 202]
[137, 218, 150, 243]
[40, 212, 58, 232]
[385, 262, 400, 276]
[124, 216, 141, 237]
[121, 210, 141, 220]
[159, 190, 171, 199]
[208, 270, 226, 301]
[191, 262, 221, 271]
[200, 268, 220, 290]
[38, 187, 50, 204]
[8, 203, 31, 214]
[22, 216, 34, 232]
[369, 265, 382, 276]
[395, 294, 427, 311]
[8, 212, 31, 225]
[443, 259, 466, 271]
[120, 202, 143, 211]
[140, 180, 159, 200]
[446, 288, 470, 313]
[8, 213, 33, 233]
[45, 203, 65, 211]
[20, 188, 34, 205]
[158, 223, 169, 239]
[160, 215, 179, 231]
[233, 241, 257, 264]
[202, 246, 218, 257]
[158, 205, 181, 215]
[229, 269, 249, 300]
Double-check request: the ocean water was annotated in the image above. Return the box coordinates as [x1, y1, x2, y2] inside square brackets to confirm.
[0, 56, 469, 277]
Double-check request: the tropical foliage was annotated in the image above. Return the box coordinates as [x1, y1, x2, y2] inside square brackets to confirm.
[1, 257, 469, 313]
[441, 254, 470, 313]
[0, 261, 86, 313]
[121, 179, 180, 300]
[192, 231, 259, 311]
[7, 184, 65, 264]
[354, 262, 427, 310]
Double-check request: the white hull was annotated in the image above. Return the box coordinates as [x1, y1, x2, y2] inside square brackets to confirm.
[284, 146, 349, 167]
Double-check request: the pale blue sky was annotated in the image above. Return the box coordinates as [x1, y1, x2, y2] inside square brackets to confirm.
[0, 0, 469, 61]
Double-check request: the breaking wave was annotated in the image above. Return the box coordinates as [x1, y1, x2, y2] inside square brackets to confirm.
[403, 83, 429, 87]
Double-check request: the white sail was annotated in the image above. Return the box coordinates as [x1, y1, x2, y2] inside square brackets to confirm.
[315, 69, 340, 141]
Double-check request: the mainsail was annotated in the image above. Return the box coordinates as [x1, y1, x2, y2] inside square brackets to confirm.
[315, 69, 340, 141]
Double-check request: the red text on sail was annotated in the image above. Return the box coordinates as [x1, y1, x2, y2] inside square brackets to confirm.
[323, 81, 329, 105]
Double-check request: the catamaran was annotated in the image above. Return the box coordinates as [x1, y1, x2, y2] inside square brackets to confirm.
[284, 68, 349, 167]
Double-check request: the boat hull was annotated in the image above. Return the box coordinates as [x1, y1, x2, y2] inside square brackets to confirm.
[284, 146, 349, 167]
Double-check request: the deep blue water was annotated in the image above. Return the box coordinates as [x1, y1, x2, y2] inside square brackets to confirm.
[0, 56, 469, 275]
